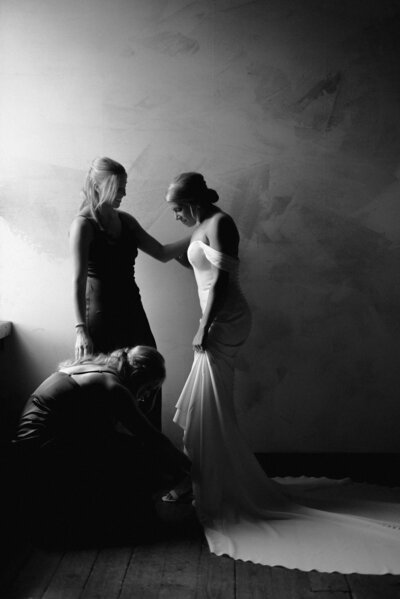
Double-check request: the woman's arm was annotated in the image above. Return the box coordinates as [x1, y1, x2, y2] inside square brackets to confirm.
[116, 384, 164, 443]
[122, 212, 191, 263]
[69, 217, 94, 358]
[193, 215, 239, 352]
[114, 384, 191, 473]
[174, 252, 192, 269]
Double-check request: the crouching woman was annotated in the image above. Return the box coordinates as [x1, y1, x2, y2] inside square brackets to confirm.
[15, 346, 189, 546]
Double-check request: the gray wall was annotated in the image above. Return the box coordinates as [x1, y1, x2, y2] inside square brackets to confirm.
[1, 0, 400, 451]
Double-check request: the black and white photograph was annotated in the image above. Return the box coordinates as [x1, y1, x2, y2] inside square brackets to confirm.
[1, 0, 400, 597]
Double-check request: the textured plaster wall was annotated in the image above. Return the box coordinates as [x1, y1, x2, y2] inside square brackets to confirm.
[1, 0, 400, 451]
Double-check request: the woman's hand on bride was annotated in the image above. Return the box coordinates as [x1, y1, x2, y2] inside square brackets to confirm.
[193, 326, 208, 352]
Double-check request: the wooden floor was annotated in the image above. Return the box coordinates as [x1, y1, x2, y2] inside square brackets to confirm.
[2, 501, 400, 599]
[2, 448, 400, 598]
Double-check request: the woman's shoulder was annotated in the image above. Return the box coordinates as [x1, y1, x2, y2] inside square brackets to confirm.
[72, 209, 92, 225]
[207, 211, 239, 255]
[75, 204, 91, 219]
[70, 212, 96, 237]
[209, 210, 238, 235]
[58, 366, 122, 389]
[59, 363, 115, 374]
[118, 210, 142, 232]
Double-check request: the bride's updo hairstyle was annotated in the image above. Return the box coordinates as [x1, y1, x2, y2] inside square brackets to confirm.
[166, 172, 219, 206]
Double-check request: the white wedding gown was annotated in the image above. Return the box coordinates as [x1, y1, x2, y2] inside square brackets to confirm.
[173, 240, 400, 574]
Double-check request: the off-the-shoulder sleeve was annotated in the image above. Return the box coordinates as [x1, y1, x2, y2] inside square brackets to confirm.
[198, 241, 239, 273]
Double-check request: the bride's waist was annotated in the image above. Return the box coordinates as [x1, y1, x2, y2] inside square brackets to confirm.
[199, 286, 249, 314]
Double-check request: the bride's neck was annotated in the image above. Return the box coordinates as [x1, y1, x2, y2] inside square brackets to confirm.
[197, 204, 218, 223]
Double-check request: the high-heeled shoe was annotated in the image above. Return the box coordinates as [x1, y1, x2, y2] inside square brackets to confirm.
[161, 476, 193, 503]
[161, 488, 193, 503]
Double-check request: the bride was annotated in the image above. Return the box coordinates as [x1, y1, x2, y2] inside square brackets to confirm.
[163, 171, 400, 574]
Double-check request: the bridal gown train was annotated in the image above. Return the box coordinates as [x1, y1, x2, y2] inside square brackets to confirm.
[173, 240, 400, 574]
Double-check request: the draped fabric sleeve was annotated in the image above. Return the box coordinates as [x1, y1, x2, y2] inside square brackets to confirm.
[191, 241, 239, 274]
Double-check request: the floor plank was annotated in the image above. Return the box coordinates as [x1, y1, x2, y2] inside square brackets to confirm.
[0, 539, 33, 592]
[346, 573, 400, 599]
[235, 561, 277, 599]
[2, 535, 400, 599]
[80, 546, 132, 599]
[158, 531, 203, 598]
[242, 566, 351, 599]
[119, 537, 170, 599]
[195, 541, 235, 599]
[309, 571, 349, 592]
[264, 567, 311, 599]
[41, 547, 98, 599]
[5, 547, 64, 599]
[118, 512, 203, 599]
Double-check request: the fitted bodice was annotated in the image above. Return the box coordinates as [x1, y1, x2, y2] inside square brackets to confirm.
[187, 240, 246, 315]
[84, 215, 138, 288]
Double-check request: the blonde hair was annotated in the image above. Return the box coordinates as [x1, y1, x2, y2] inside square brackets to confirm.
[80, 157, 126, 227]
[59, 345, 165, 388]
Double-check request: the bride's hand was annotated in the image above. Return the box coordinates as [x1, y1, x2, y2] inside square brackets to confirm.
[193, 326, 207, 352]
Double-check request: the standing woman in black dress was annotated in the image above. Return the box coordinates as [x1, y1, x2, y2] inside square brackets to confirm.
[70, 157, 190, 427]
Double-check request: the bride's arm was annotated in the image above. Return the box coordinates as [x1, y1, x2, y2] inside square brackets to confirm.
[193, 214, 239, 352]
[122, 211, 191, 262]
[192, 267, 229, 351]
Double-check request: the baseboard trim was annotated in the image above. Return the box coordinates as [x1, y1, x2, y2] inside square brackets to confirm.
[255, 453, 400, 485]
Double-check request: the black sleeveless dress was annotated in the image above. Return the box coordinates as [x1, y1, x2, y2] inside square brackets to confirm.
[84, 213, 156, 352]
[16, 371, 118, 449]
[83, 214, 160, 427]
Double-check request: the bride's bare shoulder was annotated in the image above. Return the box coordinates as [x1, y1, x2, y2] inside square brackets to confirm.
[208, 212, 239, 256]
[209, 211, 238, 235]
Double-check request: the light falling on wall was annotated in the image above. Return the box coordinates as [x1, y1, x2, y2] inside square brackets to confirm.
[1, 0, 400, 450]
